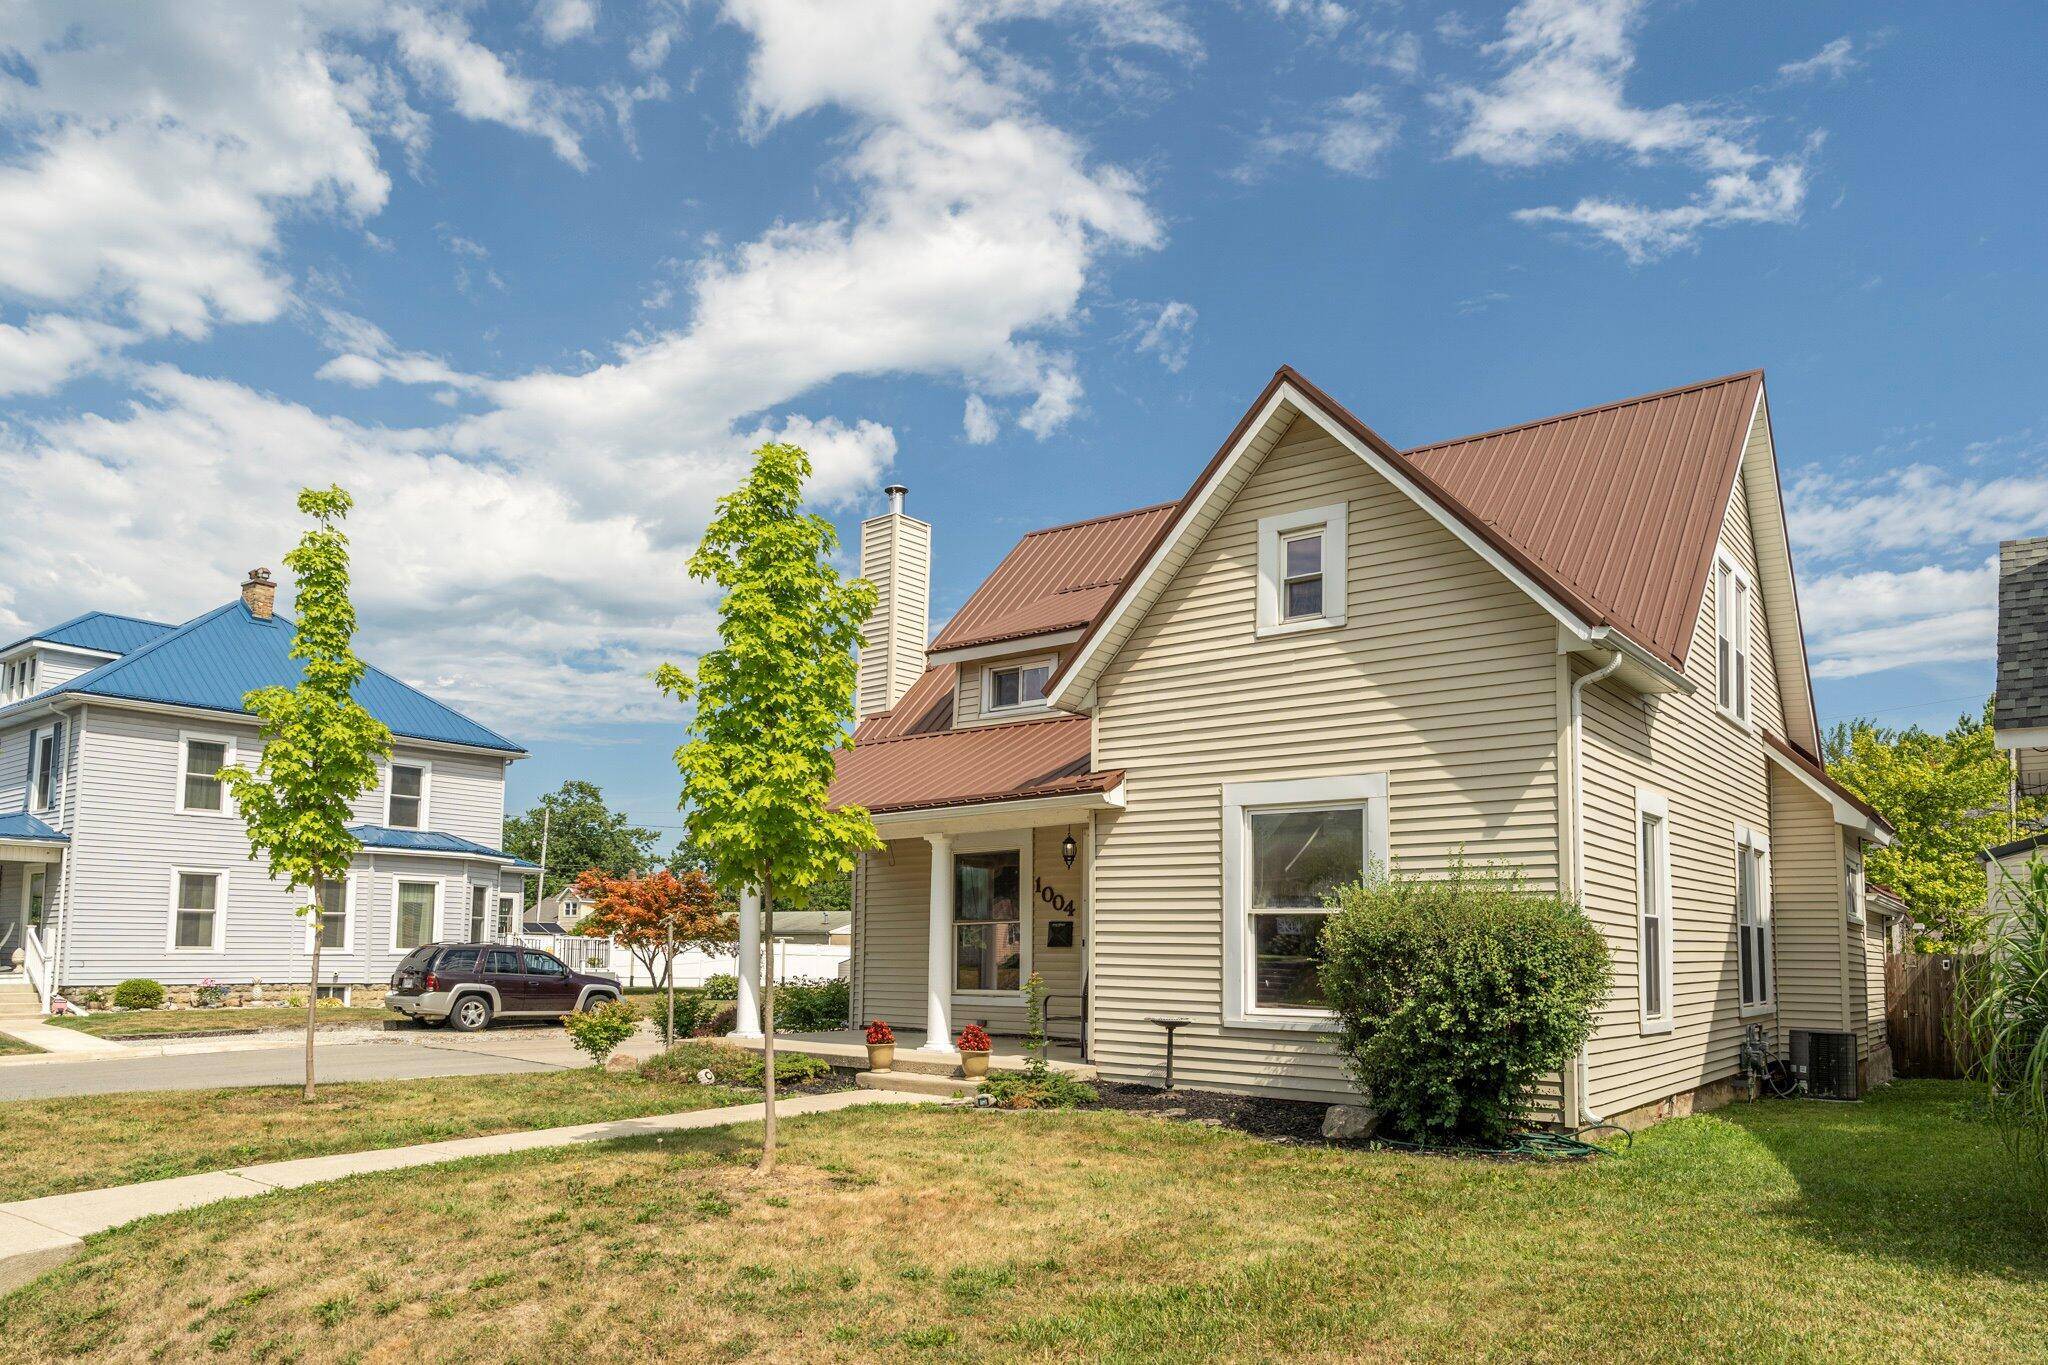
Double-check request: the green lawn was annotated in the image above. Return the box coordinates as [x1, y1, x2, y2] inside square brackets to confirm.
[3, 1081, 2039, 1361]
[0, 1063, 753, 1200]
[0, 1031, 43, 1056]
[49, 1004, 399, 1039]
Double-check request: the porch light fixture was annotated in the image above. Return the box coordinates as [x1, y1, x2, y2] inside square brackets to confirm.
[1061, 830, 1077, 869]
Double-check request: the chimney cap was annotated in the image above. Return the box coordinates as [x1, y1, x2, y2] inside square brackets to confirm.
[883, 484, 908, 515]
[243, 567, 273, 585]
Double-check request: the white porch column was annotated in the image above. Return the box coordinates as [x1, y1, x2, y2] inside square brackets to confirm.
[732, 885, 763, 1039]
[921, 833, 955, 1052]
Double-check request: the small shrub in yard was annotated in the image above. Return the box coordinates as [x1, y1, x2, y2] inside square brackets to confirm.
[563, 998, 641, 1066]
[700, 973, 740, 1001]
[1320, 863, 1609, 1146]
[978, 1071, 1097, 1110]
[692, 1001, 740, 1038]
[640, 1042, 832, 1088]
[112, 979, 166, 1010]
[193, 978, 229, 1008]
[775, 976, 850, 1032]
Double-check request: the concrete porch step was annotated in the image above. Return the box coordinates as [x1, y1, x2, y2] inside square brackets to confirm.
[855, 1070, 981, 1098]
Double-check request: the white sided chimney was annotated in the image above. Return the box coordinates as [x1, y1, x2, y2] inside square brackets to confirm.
[857, 484, 930, 720]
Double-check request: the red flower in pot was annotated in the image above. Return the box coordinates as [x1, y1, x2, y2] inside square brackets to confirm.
[865, 1020, 895, 1045]
[956, 1023, 994, 1079]
[864, 1019, 897, 1073]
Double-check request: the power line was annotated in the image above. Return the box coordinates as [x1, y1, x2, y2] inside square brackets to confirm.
[1818, 691, 1990, 724]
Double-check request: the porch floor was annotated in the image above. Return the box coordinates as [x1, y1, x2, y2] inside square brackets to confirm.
[719, 1028, 1096, 1080]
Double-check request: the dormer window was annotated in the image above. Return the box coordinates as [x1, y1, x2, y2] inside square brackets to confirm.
[984, 658, 1053, 715]
[1257, 502, 1348, 637]
[386, 762, 428, 829]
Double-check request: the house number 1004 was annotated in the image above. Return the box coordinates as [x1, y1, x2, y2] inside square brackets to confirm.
[1033, 876, 1076, 917]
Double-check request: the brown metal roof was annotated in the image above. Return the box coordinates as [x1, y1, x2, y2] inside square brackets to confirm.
[1400, 370, 1763, 671]
[829, 714, 1120, 815]
[928, 502, 1178, 653]
[853, 663, 957, 742]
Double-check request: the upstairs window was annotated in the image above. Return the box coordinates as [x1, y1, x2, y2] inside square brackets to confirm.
[178, 734, 232, 814]
[31, 723, 63, 813]
[984, 659, 1053, 715]
[1845, 852, 1865, 925]
[386, 762, 427, 829]
[1257, 503, 1348, 637]
[1715, 554, 1753, 725]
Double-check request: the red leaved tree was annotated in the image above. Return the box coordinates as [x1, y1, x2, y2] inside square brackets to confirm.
[572, 868, 729, 1043]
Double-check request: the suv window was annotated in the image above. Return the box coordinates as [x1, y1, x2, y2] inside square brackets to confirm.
[485, 949, 521, 974]
[398, 946, 438, 972]
[436, 948, 480, 972]
[523, 950, 568, 977]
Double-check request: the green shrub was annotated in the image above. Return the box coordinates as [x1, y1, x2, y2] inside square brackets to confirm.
[775, 976, 850, 1032]
[700, 973, 740, 1001]
[1964, 854, 2048, 1209]
[1319, 864, 1609, 1145]
[639, 1041, 832, 1088]
[978, 1071, 1097, 1110]
[692, 1001, 739, 1037]
[112, 979, 166, 1010]
[562, 998, 640, 1065]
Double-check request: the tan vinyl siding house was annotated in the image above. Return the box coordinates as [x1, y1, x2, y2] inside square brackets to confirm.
[824, 364, 1898, 1125]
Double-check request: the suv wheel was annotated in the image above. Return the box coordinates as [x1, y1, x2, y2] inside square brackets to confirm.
[449, 994, 493, 1033]
[577, 991, 617, 1013]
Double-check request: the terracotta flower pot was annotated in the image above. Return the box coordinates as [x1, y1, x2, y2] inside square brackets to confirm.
[867, 1042, 895, 1072]
[960, 1049, 991, 1079]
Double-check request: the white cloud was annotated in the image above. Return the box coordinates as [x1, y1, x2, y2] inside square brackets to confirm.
[1265, 0, 1353, 40]
[962, 394, 999, 444]
[536, 0, 600, 45]
[386, 3, 594, 168]
[1445, 0, 1814, 260]
[0, 316, 134, 396]
[1787, 456, 2048, 564]
[1778, 36, 1858, 84]
[1243, 90, 1400, 180]
[1131, 300, 1197, 372]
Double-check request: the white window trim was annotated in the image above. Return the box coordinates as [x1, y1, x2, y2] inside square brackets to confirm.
[1222, 772, 1387, 1030]
[1256, 502, 1348, 638]
[497, 893, 519, 938]
[1714, 553, 1755, 731]
[174, 729, 239, 817]
[389, 875, 444, 953]
[980, 655, 1059, 718]
[466, 882, 494, 940]
[950, 829, 1033, 1001]
[383, 758, 432, 830]
[305, 874, 357, 955]
[1635, 788, 1674, 1035]
[1735, 824, 1774, 1017]
[30, 723, 63, 814]
[1845, 849, 1865, 925]
[165, 867, 230, 954]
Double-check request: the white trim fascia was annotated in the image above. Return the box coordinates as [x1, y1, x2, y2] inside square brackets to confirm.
[174, 728, 240, 818]
[305, 873, 357, 955]
[0, 641, 120, 664]
[36, 694, 528, 759]
[925, 629, 1083, 667]
[383, 757, 433, 831]
[1256, 501, 1349, 638]
[166, 866, 230, 954]
[388, 874, 444, 953]
[1761, 745, 1892, 846]
[0, 838, 65, 861]
[353, 843, 531, 867]
[1221, 772, 1388, 1032]
[1634, 786, 1675, 1036]
[1993, 725, 2048, 752]
[980, 653, 1061, 719]
[866, 784, 1125, 835]
[1048, 381, 1605, 711]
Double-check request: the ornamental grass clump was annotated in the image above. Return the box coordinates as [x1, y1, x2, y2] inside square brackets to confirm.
[1320, 864, 1609, 1146]
[1963, 854, 2048, 1212]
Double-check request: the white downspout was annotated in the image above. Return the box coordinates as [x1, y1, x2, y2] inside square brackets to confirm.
[1570, 653, 1625, 1126]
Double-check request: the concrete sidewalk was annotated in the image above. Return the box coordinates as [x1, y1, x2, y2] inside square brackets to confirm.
[0, 1087, 928, 1292]
[0, 1018, 129, 1056]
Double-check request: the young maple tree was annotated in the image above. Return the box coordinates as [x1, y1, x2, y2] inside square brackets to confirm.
[655, 440, 879, 1173]
[571, 867, 727, 1042]
[221, 486, 391, 1101]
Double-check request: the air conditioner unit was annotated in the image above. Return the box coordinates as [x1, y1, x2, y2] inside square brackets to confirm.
[1790, 1029, 1859, 1100]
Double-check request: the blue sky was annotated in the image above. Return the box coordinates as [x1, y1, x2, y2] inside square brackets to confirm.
[0, 1, 2041, 843]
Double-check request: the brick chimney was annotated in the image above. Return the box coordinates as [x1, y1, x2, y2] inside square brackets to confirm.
[857, 484, 930, 720]
[241, 568, 276, 620]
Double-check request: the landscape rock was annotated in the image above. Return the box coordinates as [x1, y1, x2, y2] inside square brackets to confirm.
[1321, 1103, 1379, 1142]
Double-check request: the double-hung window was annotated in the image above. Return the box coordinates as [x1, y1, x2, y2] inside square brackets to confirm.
[984, 659, 1053, 715]
[468, 885, 490, 940]
[311, 878, 350, 952]
[393, 880, 439, 950]
[169, 870, 226, 952]
[1735, 827, 1772, 1013]
[1844, 851, 1865, 924]
[1223, 774, 1386, 1027]
[1256, 503, 1348, 637]
[386, 762, 427, 829]
[497, 895, 518, 938]
[1637, 789, 1673, 1032]
[31, 723, 62, 813]
[954, 848, 1025, 993]
[178, 734, 233, 814]
[1715, 554, 1753, 726]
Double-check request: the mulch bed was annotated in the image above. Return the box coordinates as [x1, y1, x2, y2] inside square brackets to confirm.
[1087, 1081, 1329, 1144]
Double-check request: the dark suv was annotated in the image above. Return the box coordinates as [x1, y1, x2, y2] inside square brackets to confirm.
[385, 943, 622, 1032]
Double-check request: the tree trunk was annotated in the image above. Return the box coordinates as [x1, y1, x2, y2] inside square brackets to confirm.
[304, 877, 323, 1103]
[664, 927, 677, 1047]
[760, 868, 777, 1173]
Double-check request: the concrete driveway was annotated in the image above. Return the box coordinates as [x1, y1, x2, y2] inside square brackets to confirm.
[0, 1025, 666, 1102]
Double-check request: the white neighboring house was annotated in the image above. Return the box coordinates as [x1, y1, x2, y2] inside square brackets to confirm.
[526, 887, 849, 988]
[0, 571, 536, 1012]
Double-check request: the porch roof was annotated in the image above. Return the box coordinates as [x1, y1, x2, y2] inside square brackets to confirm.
[0, 812, 66, 844]
[828, 713, 1122, 816]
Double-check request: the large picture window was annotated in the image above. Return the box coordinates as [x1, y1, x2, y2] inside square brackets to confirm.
[1223, 774, 1386, 1028]
[1736, 828, 1772, 1013]
[954, 849, 1023, 993]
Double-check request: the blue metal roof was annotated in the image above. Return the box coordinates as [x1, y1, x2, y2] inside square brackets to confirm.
[0, 611, 176, 658]
[350, 824, 540, 869]
[0, 812, 67, 844]
[22, 602, 524, 754]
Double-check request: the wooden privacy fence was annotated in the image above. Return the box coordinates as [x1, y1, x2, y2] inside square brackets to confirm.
[1885, 953, 1983, 1079]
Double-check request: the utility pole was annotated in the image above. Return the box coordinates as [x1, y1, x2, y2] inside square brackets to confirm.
[531, 805, 552, 943]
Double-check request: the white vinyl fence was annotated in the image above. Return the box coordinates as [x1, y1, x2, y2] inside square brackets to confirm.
[517, 934, 847, 990]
